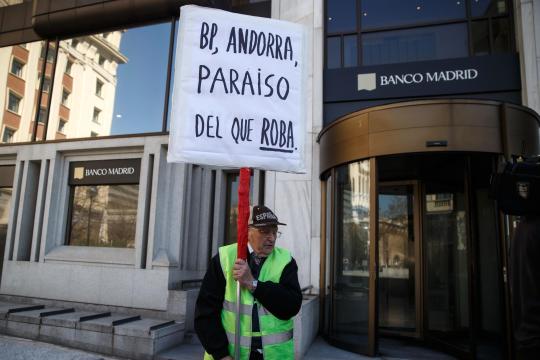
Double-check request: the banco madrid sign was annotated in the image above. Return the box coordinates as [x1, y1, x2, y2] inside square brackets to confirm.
[323, 55, 521, 103]
[358, 68, 479, 91]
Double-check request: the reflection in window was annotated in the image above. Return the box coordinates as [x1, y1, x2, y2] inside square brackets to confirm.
[0, 0, 23, 7]
[471, 0, 507, 17]
[327, 0, 357, 34]
[0, 187, 12, 280]
[362, 23, 468, 66]
[61, 89, 70, 107]
[361, 0, 466, 30]
[10, 58, 24, 77]
[37, 107, 47, 124]
[96, 79, 103, 97]
[43, 77, 51, 93]
[327, 37, 341, 69]
[2, 128, 15, 143]
[49, 22, 171, 140]
[68, 185, 138, 248]
[472, 20, 490, 56]
[65, 60, 73, 75]
[493, 18, 510, 53]
[93, 108, 101, 124]
[343, 35, 358, 67]
[58, 119, 67, 133]
[7, 92, 21, 114]
[0, 41, 46, 143]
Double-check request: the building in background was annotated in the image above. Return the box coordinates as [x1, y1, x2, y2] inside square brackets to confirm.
[0, 32, 125, 143]
[0, 1, 537, 359]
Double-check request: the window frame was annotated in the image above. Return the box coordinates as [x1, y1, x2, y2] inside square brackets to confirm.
[95, 79, 104, 97]
[92, 107, 101, 124]
[9, 57, 24, 78]
[7, 90, 22, 115]
[61, 88, 70, 107]
[58, 118, 67, 133]
[1, 127, 16, 143]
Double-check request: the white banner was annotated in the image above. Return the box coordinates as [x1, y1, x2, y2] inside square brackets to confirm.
[168, 5, 306, 173]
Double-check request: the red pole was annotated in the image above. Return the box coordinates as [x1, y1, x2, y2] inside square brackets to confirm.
[235, 167, 250, 359]
[236, 167, 250, 260]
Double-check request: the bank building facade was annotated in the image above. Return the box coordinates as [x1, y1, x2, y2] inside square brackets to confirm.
[0, 0, 538, 359]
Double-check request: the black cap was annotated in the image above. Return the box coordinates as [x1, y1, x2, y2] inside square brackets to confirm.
[248, 205, 286, 227]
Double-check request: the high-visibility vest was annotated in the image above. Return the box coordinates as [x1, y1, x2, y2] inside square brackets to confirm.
[203, 243, 294, 360]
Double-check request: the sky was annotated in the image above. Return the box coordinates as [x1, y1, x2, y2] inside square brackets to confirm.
[111, 22, 173, 135]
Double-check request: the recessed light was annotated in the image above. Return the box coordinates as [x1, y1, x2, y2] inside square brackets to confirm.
[416, 5, 421, 10]
[363, 12, 368, 16]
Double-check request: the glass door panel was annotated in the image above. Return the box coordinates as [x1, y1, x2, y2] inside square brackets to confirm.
[378, 184, 417, 334]
[330, 160, 373, 353]
[424, 180, 471, 352]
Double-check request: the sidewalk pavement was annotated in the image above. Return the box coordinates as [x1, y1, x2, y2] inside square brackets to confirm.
[0, 334, 120, 360]
[0, 334, 456, 360]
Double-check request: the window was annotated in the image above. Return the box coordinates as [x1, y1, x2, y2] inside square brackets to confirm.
[327, 37, 341, 69]
[58, 119, 67, 133]
[362, 23, 469, 66]
[96, 79, 103, 97]
[67, 159, 140, 248]
[360, 0, 466, 30]
[61, 89, 70, 106]
[42, 77, 51, 93]
[66, 60, 73, 75]
[93, 108, 101, 124]
[325, 0, 513, 68]
[10, 58, 24, 77]
[7, 92, 22, 114]
[224, 171, 256, 244]
[37, 107, 47, 124]
[40, 44, 55, 62]
[2, 128, 15, 143]
[472, 21, 490, 56]
[327, 0, 357, 33]
[471, 0, 507, 17]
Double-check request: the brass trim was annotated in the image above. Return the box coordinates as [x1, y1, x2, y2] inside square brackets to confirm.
[367, 157, 378, 355]
[319, 178, 326, 333]
[318, 99, 540, 176]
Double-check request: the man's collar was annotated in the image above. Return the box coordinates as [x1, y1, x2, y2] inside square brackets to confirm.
[247, 242, 254, 254]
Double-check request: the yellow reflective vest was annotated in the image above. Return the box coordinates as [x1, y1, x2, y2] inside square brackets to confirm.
[203, 243, 294, 360]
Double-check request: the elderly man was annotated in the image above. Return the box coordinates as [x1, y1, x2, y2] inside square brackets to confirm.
[195, 205, 302, 360]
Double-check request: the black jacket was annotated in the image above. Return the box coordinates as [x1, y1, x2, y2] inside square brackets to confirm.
[194, 251, 302, 359]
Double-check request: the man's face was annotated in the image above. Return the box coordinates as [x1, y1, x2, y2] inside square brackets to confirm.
[248, 225, 278, 257]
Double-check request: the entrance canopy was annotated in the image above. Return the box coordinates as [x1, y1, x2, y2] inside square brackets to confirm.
[317, 99, 540, 175]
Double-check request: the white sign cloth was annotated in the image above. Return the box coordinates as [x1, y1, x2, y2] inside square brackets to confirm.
[168, 5, 306, 173]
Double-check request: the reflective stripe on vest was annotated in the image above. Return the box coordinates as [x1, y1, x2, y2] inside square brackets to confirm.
[225, 329, 293, 347]
[223, 299, 272, 317]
